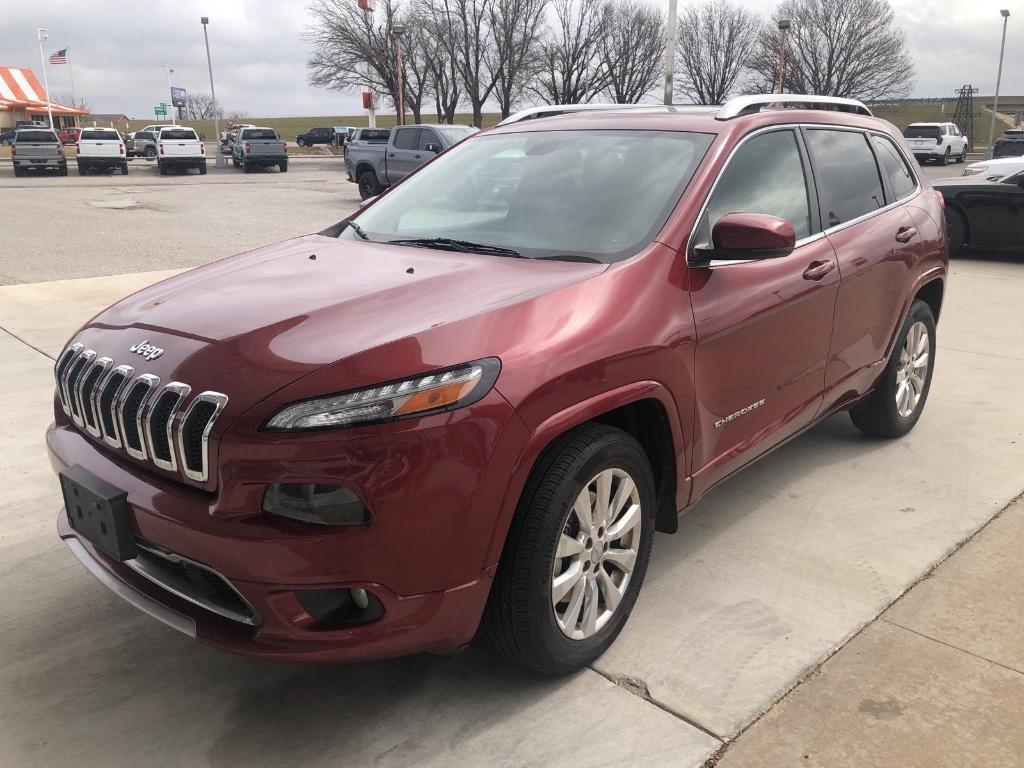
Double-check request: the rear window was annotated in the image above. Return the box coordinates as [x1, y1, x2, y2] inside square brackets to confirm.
[242, 129, 278, 140]
[903, 126, 942, 140]
[393, 128, 420, 150]
[993, 138, 1024, 159]
[80, 130, 119, 140]
[805, 129, 885, 227]
[160, 129, 198, 140]
[16, 130, 57, 142]
[357, 129, 390, 143]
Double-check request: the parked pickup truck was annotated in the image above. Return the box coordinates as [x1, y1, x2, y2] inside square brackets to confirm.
[347, 124, 477, 199]
[156, 126, 207, 175]
[229, 126, 288, 173]
[76, 128, 128, 175]
[11, 128, 68, 177]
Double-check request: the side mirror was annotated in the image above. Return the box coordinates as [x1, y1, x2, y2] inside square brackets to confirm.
[425, 143, 440, 154]
[697, 212, 796, 263]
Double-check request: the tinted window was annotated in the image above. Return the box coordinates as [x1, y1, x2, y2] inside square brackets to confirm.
[871, 135, 916, 200]
[358, 129, 390, 143]
[393, 128, 420, 150]
[243, 129, 278, 140]
[993, 138, 1024, 159]
[160, 129, 197, 140]
[903, 126, 941, 140]
[16, 130, 57, 142]
[417, 129, 440, 151]
[352, 130, 714, 263]
[704, 129, 811, 239]
[80, 130, 119, 140]
[805, 129, 885, 227]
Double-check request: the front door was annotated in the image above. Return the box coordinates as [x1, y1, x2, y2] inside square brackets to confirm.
[688, 128, 840, 496]
[387, 127, 423, 183]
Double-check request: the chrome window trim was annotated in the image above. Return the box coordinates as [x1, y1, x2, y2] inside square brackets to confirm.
[687, 123, 923, 269]
[81, 356, 113, 437]
[120, 373, 160, 461]
[145, 382, 191, 472]
[70, 350, 97, 427]
[100, 364, 134, 448]
[55, 343, 83, 415]
[177, 391, 229, 483]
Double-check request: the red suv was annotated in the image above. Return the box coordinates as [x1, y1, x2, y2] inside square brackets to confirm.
[48, 95, 947, 674]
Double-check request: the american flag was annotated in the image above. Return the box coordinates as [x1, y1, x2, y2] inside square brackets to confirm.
[49, 49, 68, 65]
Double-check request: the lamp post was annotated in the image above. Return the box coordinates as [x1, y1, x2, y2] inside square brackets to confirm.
[663, 0, 678, 105]
[201, 17, 225, 168]
[36, 28, 55, 130]
[392, 23, 406, 126]
[775, 20, 792, 94]
[161, 64, 176, 124]
[987, 9, 1011, 158]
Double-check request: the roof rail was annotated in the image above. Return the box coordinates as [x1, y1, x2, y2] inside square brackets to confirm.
[716, 94, 873, 120]
[496, 103, 651, 127]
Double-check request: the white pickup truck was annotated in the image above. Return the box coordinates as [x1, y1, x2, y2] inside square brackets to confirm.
[156, 126, 207, 175]
[76, 127, 128, 175]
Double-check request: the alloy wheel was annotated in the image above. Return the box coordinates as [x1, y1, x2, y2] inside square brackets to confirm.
[551, 468, 642, 640]
[895, 321, 929, 418]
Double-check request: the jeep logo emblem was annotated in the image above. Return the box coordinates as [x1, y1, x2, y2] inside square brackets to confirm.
[130, 339, 164, 361]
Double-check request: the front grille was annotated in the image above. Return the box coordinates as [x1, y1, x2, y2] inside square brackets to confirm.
[126, 542, 259, 626]
[54, 344, 228, 484]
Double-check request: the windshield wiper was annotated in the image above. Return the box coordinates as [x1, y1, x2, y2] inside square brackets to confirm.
[533, 253, 603, 263]
[387, 237, 522, 258]
[346, 219, 370, 241]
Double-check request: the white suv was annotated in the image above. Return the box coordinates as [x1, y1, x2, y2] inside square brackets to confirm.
[903, 122, 968, 165]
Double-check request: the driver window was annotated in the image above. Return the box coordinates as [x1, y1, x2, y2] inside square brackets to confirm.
[704, 130, 811, 240]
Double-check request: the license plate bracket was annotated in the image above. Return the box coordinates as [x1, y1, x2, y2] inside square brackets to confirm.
[59, 465, 137, 562]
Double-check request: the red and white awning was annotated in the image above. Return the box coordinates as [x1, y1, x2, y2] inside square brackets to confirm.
[0, 65, 88, 115]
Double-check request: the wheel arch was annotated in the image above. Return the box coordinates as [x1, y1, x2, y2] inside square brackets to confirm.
[944, 200, 969, 248]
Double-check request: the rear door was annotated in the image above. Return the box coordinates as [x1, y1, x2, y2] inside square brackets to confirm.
[386, 127, 422, 182]
[688, 127, 840, 495]
[804, 128, 925, 408]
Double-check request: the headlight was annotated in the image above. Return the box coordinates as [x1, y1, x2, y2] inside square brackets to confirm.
[962, 166, 985, 176]
[263, 357, 500, 431]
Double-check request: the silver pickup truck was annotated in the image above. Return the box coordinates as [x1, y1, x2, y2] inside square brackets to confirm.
[346, 124, 477, 199]
[229, 127, 288, 173]
[12, 128, 68, 177]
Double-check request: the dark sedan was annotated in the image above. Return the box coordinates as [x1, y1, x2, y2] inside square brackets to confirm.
[936, 172, 1024, 256]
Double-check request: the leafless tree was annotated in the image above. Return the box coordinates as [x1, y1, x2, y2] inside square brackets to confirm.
[184, 92, 222, 120]
[601, 0, 664, 103]
[746, 0, 914, 101]
[401, 22, 435, 124]
[422, 0, 498, 127]
[423, 30, 462, 122]
[530, 0, 612, 105]
[226, 110, 249, 122]
[487, 0, 548, 118]
[674, 1, 760, 104]
[51, 91, 89, 111]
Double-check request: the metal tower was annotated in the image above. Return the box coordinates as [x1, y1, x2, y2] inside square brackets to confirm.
[952, 85, 979, 151]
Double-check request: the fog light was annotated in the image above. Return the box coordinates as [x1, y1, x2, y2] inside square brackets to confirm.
[263, 483, 370, 526]
[295, 587, 384, 625]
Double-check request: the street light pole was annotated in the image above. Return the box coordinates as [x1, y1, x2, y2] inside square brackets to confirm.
[161, 64, 176, 125]
[663, 0, 678, 105]
[775, 20, 792, 94]
[36, 28, 55, 130]
[201, 17, 225, 168]
[391, 24, 403, 126]
[987, 9, 1011, 158]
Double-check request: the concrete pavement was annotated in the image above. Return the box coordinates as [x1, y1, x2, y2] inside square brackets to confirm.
[1, 169, 1023, 766]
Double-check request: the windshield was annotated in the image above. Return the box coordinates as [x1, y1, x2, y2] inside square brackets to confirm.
[350, 129, 713, 262]
[161, 129, 197, 140]
[17, 130, 57, 142]
[903, 126, 942, 140]
[993, 139, 1024, 159]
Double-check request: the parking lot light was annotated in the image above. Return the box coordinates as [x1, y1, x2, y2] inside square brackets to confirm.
[201, 17, 225, 169]
[987, 10, 1011, 159]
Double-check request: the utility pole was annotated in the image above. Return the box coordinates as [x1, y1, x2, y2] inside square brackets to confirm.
[201, 17, 226, 168]
[775, 20, 792, 94]
[161, 65, 176, 125]
[36, 29, 55, 130]
[987, 9, 1011, 158]
[358, 0, 377, 128]
[392, 24, 406, 126]
[663, 0, 678, 105]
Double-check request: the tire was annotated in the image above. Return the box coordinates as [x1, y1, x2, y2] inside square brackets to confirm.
[232, 155, 240, 168]
[144, 147, 156, 159]
[158, 160, 168, 176]
[296, 138, 307, 147]
[943, 147, 952, 165]
[199, 162, 207, 175]
[279, 161, 288, 173]
[121, 162, 129, 175]
[957, 147, 967, 163]
[850, 299, 936, 439]
[59, 164, 68, 176]
[13, 166, 24, 177]
[357, 170, 381, 200]
[945, 206, 967, 257]
[481, 423, 656, 675]
[77, 163, 85, 176]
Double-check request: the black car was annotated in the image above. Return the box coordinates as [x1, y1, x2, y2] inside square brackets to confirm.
[0, 127, 16, 145]
[993, 131, 1024, 160]
[936, 172, 1024, 256]
[295, 126, 335, 147]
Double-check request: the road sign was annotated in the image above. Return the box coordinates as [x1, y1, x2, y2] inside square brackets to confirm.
[154, 106, 167, 116]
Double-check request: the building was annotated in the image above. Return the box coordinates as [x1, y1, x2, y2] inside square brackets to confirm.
[84, 113, 131, 130]
[0, 65, 88, 129]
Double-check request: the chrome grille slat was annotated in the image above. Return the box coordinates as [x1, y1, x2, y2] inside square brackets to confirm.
[145, 382, 191, 472]
[56, 343, 228, 486]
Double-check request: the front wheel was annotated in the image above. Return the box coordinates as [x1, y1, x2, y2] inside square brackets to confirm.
[850, 299, 936, 438]
[943, 147, 952, 165]
[296, 138, 307, 147]
[357, 170, 381, 200]
[946, 207, 967, 257]
[957, 147, 967, 163]
[481, 423, 655, 675]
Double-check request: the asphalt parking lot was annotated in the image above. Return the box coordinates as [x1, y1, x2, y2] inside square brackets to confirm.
[1, 159, 1022, 766]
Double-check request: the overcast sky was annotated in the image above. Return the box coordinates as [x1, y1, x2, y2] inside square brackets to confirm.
[2, 0, 1021, 119]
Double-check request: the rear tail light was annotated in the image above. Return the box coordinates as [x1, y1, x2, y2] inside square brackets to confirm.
[245, 142, 251, 154]
[159, 143, 165, 155]
[200, 143, 206, 156]
[283, 144, 288, 153]
[10, 145, 15, 157]
[57, 145, 64, 157]
[119, 144, 125, 155]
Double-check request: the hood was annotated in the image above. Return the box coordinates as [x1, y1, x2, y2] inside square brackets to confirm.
[80, 234, 607, 410]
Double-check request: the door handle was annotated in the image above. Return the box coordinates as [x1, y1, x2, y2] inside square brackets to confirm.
[388, 152, 395, 157]
[414, 154, 422, 159]
[895, 226, 917, 243]
[802, 260, 836, 281]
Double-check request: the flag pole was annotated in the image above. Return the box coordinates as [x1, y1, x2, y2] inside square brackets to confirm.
[36, 28, 55, 130]
[67, 44, 78, 112]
